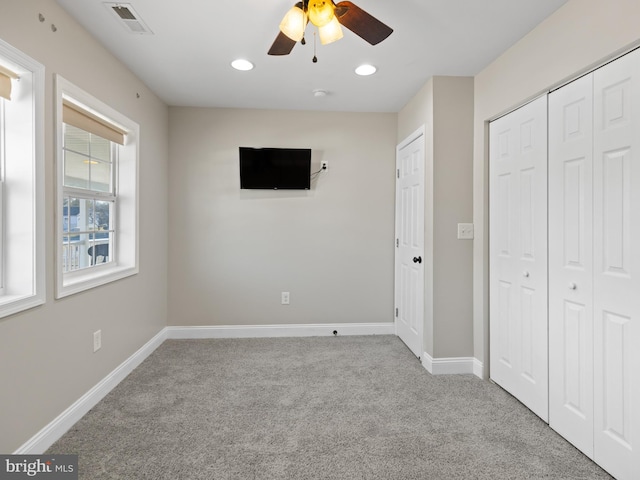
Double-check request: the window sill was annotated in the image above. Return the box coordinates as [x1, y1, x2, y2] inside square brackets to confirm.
[0, 293, 46, 319]
[56, 264, 138, 299]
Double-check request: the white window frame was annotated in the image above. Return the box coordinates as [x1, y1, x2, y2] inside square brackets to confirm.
[55, 75, 139, 298]
[0, 38, 45, 319]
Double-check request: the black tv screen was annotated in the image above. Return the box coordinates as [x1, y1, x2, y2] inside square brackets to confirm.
[239, 147, 311, 190]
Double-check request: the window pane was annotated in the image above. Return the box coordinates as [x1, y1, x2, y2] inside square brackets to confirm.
[91, 160, 112, 192]
[64, 150, 90, 189]
[62, 236, 71, 272]
[88, 237, 111, 265]
[90, 134, 111, 162]
[62, 233, 91, 272]
[64, 124, 90, 155]
[62, 197, 114, 272]
[62, 197, 70, 233]
[69, 197, 95, 232]
[94, 200, 112, 231]
[63, 197, 80, 233]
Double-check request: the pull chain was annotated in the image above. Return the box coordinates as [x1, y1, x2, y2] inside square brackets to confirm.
[312, 31, 318, 63]
[301, 7, 307, 45]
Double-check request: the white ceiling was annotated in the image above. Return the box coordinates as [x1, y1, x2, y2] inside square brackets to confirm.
[55, 0, 568, 112]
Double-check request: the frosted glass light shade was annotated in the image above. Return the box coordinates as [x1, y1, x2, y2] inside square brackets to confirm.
[279, 6, 306, 41]
[308, 0, 334, 27]
[318, 16, 343, 45]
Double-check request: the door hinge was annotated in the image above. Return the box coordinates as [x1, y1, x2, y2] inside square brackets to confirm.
[395, 307, 398, 318]
[396, 238, 399, 248]
[397, 169, 400, 179]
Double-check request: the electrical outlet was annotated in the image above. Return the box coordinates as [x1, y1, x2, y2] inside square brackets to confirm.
[281, 291, 290, 305]
[457, 223, 474, 240]
[321, 161, 329, 171]
[93, 330, 102, 352]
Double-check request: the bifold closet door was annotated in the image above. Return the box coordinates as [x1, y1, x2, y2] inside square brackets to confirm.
[550, 48, 640, 480]
[548, 73, 595, 457]
[592, 48, 640, 480]
[489, 96, 548, 421]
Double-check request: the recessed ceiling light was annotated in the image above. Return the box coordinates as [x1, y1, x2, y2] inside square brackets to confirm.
[355, 64, 377, 76]
[231, 59, 254, 71]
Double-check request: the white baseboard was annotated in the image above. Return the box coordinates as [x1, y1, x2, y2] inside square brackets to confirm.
[422, 352, 483, 378]
[166, 323, 395, 339]
[14, 328, 168, 454]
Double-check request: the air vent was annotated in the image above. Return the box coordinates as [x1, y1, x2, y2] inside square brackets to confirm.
[113, 5, 136, 20]
[103, 3, 153, 34]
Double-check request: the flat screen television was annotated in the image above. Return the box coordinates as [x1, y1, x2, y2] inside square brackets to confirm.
[239, 147, 311, 190]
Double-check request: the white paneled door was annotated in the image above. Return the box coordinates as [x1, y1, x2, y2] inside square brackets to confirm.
[489, 96, 549, 421]
[548, 74, 595, 457]
[592, 48, 640, 480]
[548, 48, 640, 479]
[395, 129, 425, 358]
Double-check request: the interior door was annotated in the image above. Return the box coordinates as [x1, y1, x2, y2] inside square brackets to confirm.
[548, 73, 595, 456]
[395, 129, 425, 358]
[489, 96, 549, 421]
[592, 48, 640, 480]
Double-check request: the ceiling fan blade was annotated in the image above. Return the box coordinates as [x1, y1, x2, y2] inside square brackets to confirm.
[268, 31, 298, 55]
[335, 1, 393, 45]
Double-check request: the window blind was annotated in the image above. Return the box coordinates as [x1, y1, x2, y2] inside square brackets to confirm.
[0, 65, 18, 101]
[62, 100, 127, 145]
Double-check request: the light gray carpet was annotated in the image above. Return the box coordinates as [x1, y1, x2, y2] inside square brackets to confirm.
[48, 336, 612, 479]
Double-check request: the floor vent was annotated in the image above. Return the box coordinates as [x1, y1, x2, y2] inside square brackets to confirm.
[103, 3, 153, 34]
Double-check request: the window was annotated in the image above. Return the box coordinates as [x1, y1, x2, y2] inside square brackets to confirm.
[61, 109, 118, 273]
[56, 76, 139, 298]
[0, 38, 45, 319]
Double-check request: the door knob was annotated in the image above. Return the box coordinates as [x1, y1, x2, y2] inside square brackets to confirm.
[523, 271, 530, 278]
[568, 282, 577, 290]
[413, 256, 422, 264]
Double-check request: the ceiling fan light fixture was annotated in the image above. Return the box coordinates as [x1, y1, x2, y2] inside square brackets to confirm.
[268, 1, 393, 57]
[318, 16, 343, 45]
[308, 0, 335, 27]
[231, 59, 254, 71]
[355, 64, 377, 76]
[279, 5, 306, 42]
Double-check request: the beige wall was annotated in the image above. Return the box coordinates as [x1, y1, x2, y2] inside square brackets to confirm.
[473, 0, 640, 374]
[168, 107, 397, 326]
[432, 77, 474, 358]
[0, 1, 169, 453]
[398, 76, 474, 359]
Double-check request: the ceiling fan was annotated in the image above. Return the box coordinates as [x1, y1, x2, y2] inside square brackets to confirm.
[268, 0, 393, 57]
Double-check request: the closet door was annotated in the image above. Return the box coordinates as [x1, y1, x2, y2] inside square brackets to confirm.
[592, 48, 640, 480]
[489, 96, 548, 421]
[548, 74, 595, 456]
